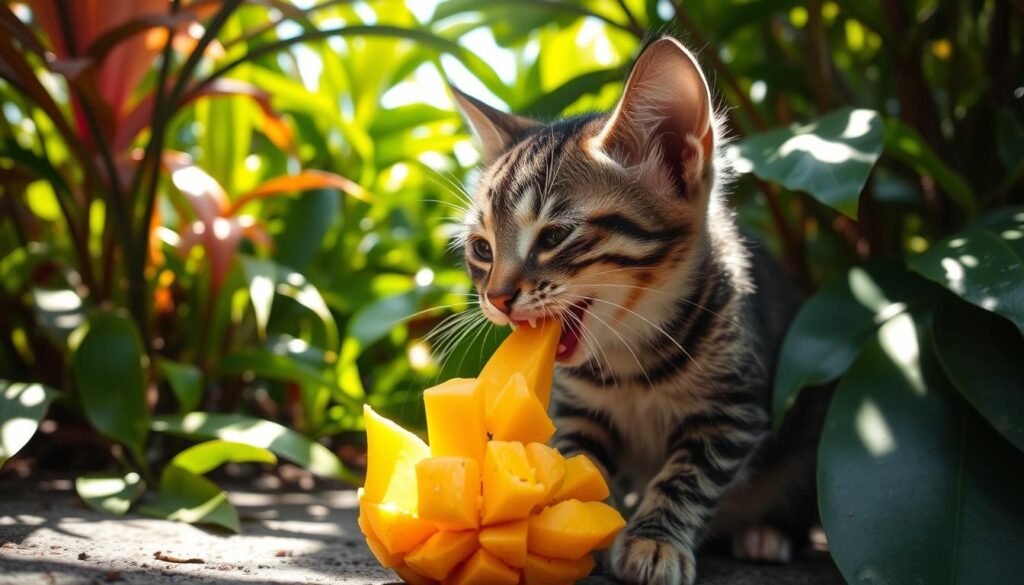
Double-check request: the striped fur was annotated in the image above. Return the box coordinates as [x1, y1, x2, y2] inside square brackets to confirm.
[452, 38, 811, 585]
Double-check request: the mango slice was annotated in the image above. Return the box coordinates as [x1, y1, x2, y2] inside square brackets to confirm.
[363, 405, 430, 511]
[524, 443, 567, 506]
[393, 565, 439, 585]
[361, 500, 438, 555]
[527, 500, 626, 560]
[448, 549, 520, 585]
[479, 319, 560, 429]
[482, 441, 545, 525]
[423, 378, 487, 462]
[553, 454, 610, 503]
[404, 530, 479, 581]
[416, 457, 481, 531]
[488, 373, 556, 444]
[478, 519, 528, 568]
[522, 554, 596, 585]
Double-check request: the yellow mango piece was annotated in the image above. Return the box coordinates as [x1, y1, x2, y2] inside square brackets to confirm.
[553, 455, 610, 503]
[393, 565, 439, 585]
[361, 500, 438, 555]
[447, 549, 519, 585]
[488, 374, 556, 444]
[482, 442, 545, 525]
[527, 500, 626, 560]
[363, 405, 430, 511]
[416, 457, 481, 531]
[365, 535, 403, 569]
[524, 443, 566, 506]
[404, 531, 479, 581]
[522, 554, 596, 585]
[478, 519, 528, 568]
[423, 378, 487, 462]
[480, 319, 560, 429]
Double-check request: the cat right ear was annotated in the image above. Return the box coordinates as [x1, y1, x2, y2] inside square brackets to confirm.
[449, 85, 537, 163]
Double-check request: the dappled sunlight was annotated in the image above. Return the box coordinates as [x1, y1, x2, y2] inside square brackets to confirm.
[777, 133, 877, 165]
[855, 399, 897, 457]
[840, 109, 877, 140]
[877, 315, 925, 396]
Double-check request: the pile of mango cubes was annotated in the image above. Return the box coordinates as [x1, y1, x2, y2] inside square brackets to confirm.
[358, 319, 625, 585]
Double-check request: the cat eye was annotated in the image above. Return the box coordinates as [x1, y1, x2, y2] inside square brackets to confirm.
[471, 238, 493, 262]
[537, 225, 572, 251]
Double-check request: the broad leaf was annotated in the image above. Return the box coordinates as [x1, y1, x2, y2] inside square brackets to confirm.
[158, 359, 202, 414]
[151, 413, 356, 483]
[170, 439, 276, 476]
[820, 315, 1024, 584]
[884, 118, 974, 216]
[76, 471, 144, 516]
[731, 107, 884, 218]
[240, 256, 340, 350]
[140, 465, 240, 533]
[0, 381, 57, 467]
[348, 288, 431, 348]
[773, 262, 937, 427]
[933, 296, 1024, 453]
[911, 207, 1024, 334]
[70, 312, 149, 456]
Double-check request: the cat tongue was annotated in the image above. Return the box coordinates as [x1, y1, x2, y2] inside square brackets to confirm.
[556, 301, 589, 361]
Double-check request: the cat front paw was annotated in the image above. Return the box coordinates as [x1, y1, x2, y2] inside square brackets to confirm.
[611, 532, 696, 585]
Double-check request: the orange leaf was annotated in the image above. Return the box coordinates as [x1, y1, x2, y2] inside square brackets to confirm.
[227, 170, 370, 215]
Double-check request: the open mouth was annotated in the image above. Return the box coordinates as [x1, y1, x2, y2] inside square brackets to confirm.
[556, 299, 591, 362]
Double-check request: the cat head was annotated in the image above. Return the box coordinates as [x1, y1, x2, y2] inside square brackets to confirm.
[453, 37, 724, 368]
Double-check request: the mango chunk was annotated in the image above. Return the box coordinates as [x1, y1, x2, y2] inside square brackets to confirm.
[361, 500, 437, 555]
[363, 405, 430, 511]
[393, 565, 439, 585]
[522, 554, 596, 585]
[416, 457, 481, 531]
[524, 443, 566, 506]
[553, 455, 610, 503]
[365, 535, 403, 568]
[478, 519, 528, 568]
[423, 378, 487, 462]
[488, 374, 556, 444]
[527, 500, 625, 560]
[448, 549, 519, 585]
[482, 442, 545, 525]
[480, 319, 560, 429]
[404, 530, 478, 581]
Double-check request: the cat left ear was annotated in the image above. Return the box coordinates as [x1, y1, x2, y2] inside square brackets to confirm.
[593, 37, 715, 198]
[449, 85, 538, 163]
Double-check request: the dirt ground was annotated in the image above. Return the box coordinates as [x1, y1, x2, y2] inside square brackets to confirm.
[0, 478, 843, 584]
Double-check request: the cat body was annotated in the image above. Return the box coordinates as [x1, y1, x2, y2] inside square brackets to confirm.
[452, 37, 821, 585]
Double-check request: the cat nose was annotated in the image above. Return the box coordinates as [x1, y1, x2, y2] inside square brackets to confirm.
[487, 287, 519, 315]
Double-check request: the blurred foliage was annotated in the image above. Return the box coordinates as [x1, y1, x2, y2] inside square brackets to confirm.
[0, 0, 1022, 580]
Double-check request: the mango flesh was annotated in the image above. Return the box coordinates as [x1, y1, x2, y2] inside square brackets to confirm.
[522, 554, 596, 585]
[527, 499, 626, 560]
[361, 500, 438, 555]
[448, 549, 520, 585]
[524, 443, 567, 507]
[478, 519, 528, 568]
[404, 530, 479, 581]
[358, 505, 404, 568]
[393, 565, 438, 585]
[423, 378, 487, 462]
[479, 319, 560, 429]
[488, 373, 556, 445]
[554, 454, 610, 503]
[482, 441, 545, 525]
[362, 405, 430, 511]
[416, 456, 481, 531]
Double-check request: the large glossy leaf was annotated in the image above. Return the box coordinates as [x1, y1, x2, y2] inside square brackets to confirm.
[70, 312, 149, 456]
[140, 465, 240, 533]
[731, 108, 884, 218]
[158, 359, 202, 414]
[0, 381, 57, 467]
[820, 315, 1024, 584]
[76, 471, 144, 516]
[933, 296, 1024, 452]
[910, 207, 1024, 334]
[151, 413, 356, 483]
[170, 439, 276, 476]
[773, 263, 937, 427]
[347, 288, 432, 349]
[274, 189, 341, 273]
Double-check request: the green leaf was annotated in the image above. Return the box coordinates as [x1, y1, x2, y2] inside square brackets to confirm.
[240, 255, 340, 350]
[884, 118, 975, 216]
[151, 413, 356, 483]
[0, 380, 57, 467]
[521, 67, 626, 118]
[274, 189, 341, 273]
[70, 312, 149, 455]
[241, 256, 277, 339]
[933, 296, 1024, 453]
[158, 359, 202, 414]
[910, 207, 1024, 334]
[140, 465, 239, 532]
[218, 349, 335, 390]
[348, 288, 430, 348]
[819, 315, 1024, 584]
[773, 262, 937, 427]
[76, 471, 144, 516]
[732, 108, 884, 218]
[170, 439, 276, 476]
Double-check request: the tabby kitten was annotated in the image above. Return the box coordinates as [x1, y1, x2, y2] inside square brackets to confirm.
[451, 37, 819, 585]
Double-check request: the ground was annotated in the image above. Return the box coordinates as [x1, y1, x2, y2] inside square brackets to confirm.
[0, 478, 843, 584]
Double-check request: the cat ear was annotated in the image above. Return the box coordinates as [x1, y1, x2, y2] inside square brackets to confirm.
[450, 85, 538, 163]
[593, 37, 715, 197]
